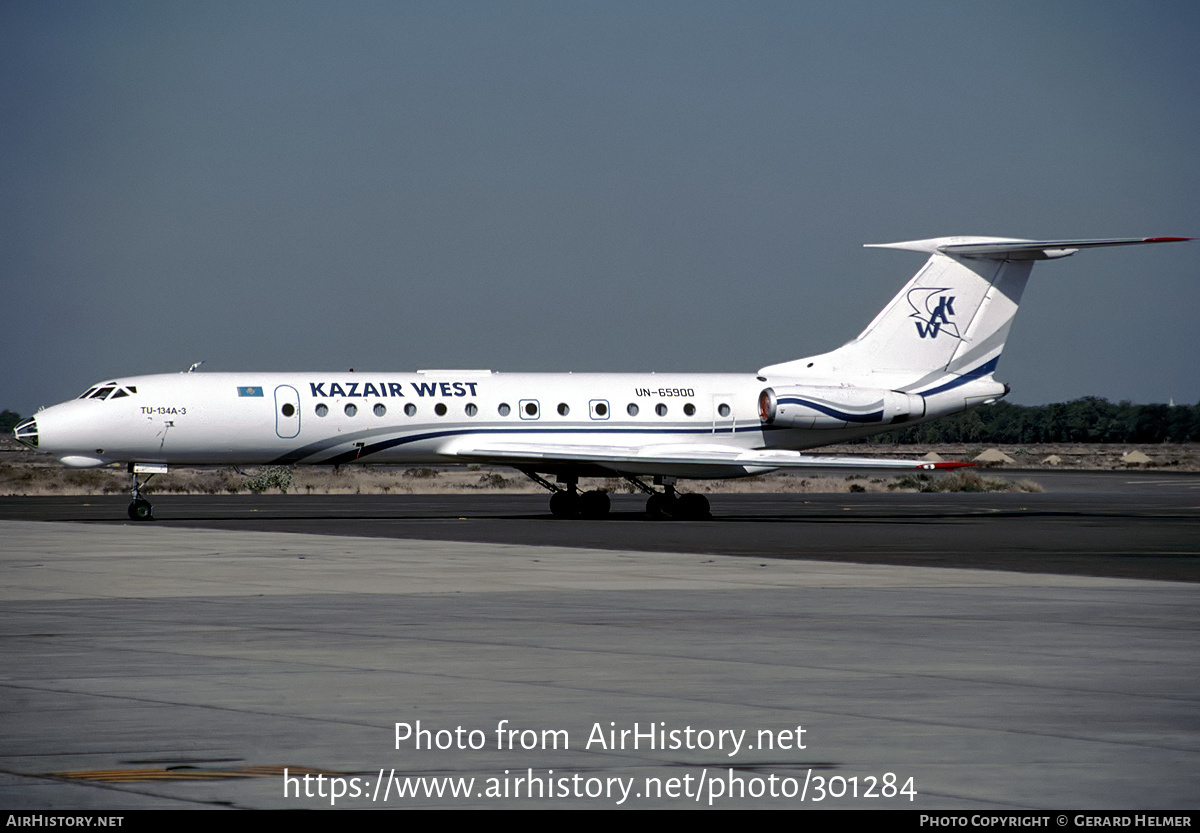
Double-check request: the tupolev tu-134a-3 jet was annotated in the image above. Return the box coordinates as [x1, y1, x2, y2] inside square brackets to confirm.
[14, 235, 1189, 520]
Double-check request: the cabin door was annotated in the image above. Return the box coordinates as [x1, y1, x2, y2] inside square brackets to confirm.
[274, 385, 301, 439]
[711, 394, 736, 435]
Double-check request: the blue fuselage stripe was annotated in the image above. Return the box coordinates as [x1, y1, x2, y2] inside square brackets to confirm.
[776, 398, 884, 423]
[914, 357, 1000, 397]
[270, 422, 775, 466]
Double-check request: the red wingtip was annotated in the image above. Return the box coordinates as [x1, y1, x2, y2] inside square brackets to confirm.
[1142, 237, 1192, 243]
[932, 461, 975, 469]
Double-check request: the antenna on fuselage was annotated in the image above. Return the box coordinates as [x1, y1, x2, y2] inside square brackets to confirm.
[186, 361, 204, 373]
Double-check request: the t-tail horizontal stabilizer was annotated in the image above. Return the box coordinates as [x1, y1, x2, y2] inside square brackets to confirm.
[866, 236, 1191, 260]
[759, 235, 1191, 397]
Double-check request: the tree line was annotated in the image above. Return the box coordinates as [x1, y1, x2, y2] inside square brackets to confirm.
[864, 398, 1200, 444]
[0, 410, 22, 433]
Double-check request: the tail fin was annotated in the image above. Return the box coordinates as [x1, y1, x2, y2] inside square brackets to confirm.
[759, 236, 1189, 394]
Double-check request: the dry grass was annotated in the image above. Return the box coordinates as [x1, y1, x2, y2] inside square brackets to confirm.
[0, 460, 1036, 497]
[828, 442, 1200, 471]
[886, 470, 1043, 493]
[0, 460, 546, 497]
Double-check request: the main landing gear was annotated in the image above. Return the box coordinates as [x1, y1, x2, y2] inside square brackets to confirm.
[627, 475, 711, 521]
[519, 470, 710, 520]
[127, 464, 155, 521]
[521, 470, 611, 519]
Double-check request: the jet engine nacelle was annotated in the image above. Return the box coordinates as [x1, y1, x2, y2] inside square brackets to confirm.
[758, 385, 925, 429]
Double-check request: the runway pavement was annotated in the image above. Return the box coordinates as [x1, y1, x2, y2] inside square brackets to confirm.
[5, 469, 1199, 581]
[1, 471, 1198, 809]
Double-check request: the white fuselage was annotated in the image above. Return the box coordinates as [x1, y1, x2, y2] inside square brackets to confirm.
[28, 370, 933, 474]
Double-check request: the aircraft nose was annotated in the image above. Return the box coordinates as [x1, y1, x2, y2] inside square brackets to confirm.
[13, 416, 38, 449]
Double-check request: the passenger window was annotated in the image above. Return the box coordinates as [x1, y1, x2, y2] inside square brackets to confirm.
[404, 403, 417, 417]
[557, 403, 569, 416]
[344, 403, 357, 417]
[373, 403, 386, 417]
[718, 403, 730, 417]
[498, 403, 511, 416]
[465, 403, 478, 416]
[627, 403, 639, 416]
[316, 404, 329, 417]
[435, 403, 447, 416]
[655, 403, 667, 416]
[683, 403, 695, 416]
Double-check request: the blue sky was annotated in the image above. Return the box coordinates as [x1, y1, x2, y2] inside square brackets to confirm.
[3, 0, 1197, 415]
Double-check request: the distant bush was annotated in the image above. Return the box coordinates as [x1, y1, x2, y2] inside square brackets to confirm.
[403, 467, 439, 478]
[245, 466, 293, 494]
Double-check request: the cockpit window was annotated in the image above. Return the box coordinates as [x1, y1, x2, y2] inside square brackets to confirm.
[80, 383, 136, 401]
[13, 417, 38, 448]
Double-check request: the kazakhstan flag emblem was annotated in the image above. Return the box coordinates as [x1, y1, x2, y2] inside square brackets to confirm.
[237, 386, 264, 397]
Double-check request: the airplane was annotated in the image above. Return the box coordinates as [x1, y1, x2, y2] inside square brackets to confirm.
[12, 235, 1189, 521]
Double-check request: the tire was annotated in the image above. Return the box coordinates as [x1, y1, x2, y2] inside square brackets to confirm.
[549, 490, 580, 518]
[578, 490, 611, 519]
[646, 493, 672, 520]
[127, 499, 153, 521]
[676, 493, 711, 520]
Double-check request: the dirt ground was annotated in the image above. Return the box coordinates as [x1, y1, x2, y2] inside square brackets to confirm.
[1, 435, 1195, 497]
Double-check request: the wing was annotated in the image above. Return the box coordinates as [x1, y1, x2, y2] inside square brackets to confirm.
[444, 439, 969, 478]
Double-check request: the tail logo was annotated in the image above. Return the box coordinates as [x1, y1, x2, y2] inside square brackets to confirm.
[908, 288, 961, 340]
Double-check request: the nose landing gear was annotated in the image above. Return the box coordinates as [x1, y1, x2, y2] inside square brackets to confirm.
[126, 463, 166, 521]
